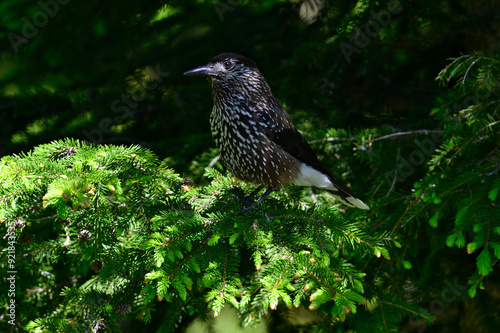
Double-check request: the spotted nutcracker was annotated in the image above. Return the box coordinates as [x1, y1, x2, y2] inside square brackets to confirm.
[184, 53, 369, 211]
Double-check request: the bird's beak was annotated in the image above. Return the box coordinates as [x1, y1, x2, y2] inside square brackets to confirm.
[183, 65, 216, 77]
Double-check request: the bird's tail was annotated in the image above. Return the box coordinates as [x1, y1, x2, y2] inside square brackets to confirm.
[325, 180, 369, 210]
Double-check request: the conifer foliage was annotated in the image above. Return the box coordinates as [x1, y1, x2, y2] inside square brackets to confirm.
[1, 139, 408, 332]
[417, 53, 500, 296]
[1, 139, 183, 331]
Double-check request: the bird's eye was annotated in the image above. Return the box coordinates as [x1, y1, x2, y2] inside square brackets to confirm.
[222, 60, 232, 69]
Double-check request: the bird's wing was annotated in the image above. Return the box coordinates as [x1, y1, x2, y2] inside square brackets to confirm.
[255, 102, 369, 209]
[254, 102, 331, 177]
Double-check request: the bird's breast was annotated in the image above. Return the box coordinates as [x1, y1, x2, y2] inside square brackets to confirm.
[210, 104, 299, 187]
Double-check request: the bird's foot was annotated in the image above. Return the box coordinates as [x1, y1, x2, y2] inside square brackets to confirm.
[242, 196, 255, 208]
[241, 186, 274, 214]
[241, 203, 257, 214]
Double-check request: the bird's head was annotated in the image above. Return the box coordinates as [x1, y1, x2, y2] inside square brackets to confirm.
[184, 53, 271, 98]
[184, 53, 259, 81]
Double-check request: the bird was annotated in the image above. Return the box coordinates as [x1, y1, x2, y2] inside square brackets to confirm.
[184, 53, 369, 211]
